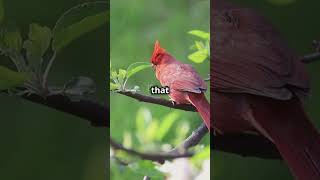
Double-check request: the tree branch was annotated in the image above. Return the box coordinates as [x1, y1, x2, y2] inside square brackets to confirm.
[13, 93, 108, 127]
[171, 123, 281, 159]
[172, 123, 208, 153]
[110, 137, 193, 163]
[118, 91, 196, 112]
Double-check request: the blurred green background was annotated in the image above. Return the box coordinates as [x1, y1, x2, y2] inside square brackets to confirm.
[110, 0, 210, 179]
[0, 0, 108, 179]
[213, 0, 320, 180]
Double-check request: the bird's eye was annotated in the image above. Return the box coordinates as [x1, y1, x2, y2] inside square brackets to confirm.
[155, 53, 163, 62]
[156, 53, 161, 59]
[224, 13, 232, 23]
[223, 11, 239, 28]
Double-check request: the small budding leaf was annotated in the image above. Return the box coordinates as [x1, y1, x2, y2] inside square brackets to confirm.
[0, 25, 23, 53]
[110, 69, 118, 82]
[110, 82, 120, 91]
[23, 23, 52, 68]
[129, 161, 165, 178]
[0, 65, 29, 90]
[109, 62, 151, 91]
[126, 62, 151, 79]
[188, 49, 208, 63]
[188, 30, 210, 63]
[188, 30, 210, 40]
[195, 41, 205, 50]
[117, 69, 127, 85]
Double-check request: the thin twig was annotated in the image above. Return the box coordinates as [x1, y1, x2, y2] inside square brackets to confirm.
[110, 137, 194, 163]
[42, 52, 57, 89]
[171, 123, 208, 153]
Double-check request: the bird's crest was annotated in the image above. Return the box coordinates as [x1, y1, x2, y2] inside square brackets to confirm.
[151, 40, 166, 64]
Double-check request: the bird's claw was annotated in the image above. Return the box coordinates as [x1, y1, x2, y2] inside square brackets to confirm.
[169, 98, 177, 106]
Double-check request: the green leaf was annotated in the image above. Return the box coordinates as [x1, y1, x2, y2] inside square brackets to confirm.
[0, 65, 28, 90]
[136, 108, 147, 136]
[156, 111, 179, 141]
[136, 107, 152, 143]
[126, 62, 151, 79]
[63, 76, 96, 95]
[191, 146, 210, 163]
[110, 69, 118, 81]
[123, 132, 132, 149]
[188, 30, 210, 40]
[129, 161, 164, 179]
[174, 122, 190, 144]
[23, 23, 52, 67]
[0, 25, 22, 53]
[145, 120, 159, 142]
[110, 82, 120, 91]
[117, 69, 126, 85]
[195, 41, 205, 50]
[188, 49, 208, 63]
[0, 0, 4, 24]
[53, 2, 108, 52]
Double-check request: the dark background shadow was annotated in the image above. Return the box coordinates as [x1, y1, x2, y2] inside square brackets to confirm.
[213, 0, 320, 179]
[0, 0, 108, 179]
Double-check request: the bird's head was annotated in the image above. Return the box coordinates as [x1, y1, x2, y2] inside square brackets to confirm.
[150, 40, 166, 66]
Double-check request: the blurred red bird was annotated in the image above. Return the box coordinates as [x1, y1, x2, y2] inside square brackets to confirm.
[213, 0, 320, 179]
[150, 41, 210, 130]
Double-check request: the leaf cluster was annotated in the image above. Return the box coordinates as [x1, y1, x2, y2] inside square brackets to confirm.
[110, 62, 151, 91]
[188, 30, 210, 63]
[0, 1, 108, 99]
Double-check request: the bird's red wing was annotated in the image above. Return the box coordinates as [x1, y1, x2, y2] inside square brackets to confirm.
[169, 64, 207, 93]
[212, 3, 310, 100]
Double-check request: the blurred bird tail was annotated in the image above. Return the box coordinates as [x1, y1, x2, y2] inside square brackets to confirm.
[249, 96, 320, 180]
[188, 93, 211, 131]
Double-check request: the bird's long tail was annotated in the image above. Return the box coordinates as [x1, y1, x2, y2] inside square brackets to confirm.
[248, 95, 320, 180]
[188, 93, 211, 131]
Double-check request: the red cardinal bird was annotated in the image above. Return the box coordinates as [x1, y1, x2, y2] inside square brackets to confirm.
[150, 41, 211, 130]
[213, 0, 320, 179]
